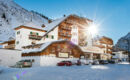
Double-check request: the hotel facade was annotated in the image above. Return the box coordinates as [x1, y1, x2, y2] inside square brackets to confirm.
[0, 15, 113, 66]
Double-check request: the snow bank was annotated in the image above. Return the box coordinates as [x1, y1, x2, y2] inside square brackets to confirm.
[0, 66, 6, 73]
[118, 62, 130, 64]
[1, 65, 130, 80]
[91, 65, 109, 70]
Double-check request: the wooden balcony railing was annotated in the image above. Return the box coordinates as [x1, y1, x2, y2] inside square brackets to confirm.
[59, 33, 71, 37]
[94, 44, 105, 48]
[5, 44, 15, 49]
[61, 27, 71, 31]
[107, 46, 113, 49]
[29, 35, 42, 40]
[107, 51, 112, 54]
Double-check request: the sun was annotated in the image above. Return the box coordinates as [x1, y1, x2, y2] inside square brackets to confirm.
[88, 24, 98, 37]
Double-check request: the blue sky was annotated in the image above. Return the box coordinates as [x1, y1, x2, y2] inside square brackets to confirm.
[14, 0, 130, 44]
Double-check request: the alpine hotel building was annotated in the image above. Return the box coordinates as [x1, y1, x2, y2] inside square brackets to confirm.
[0, 15, 113, 66]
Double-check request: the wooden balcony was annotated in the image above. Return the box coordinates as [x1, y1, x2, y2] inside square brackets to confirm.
[107, 46, 113, 49]
[5, 44, 15, 49]
[94, 44, 105, 48]
[59, 33, 71, 37]
[61, 26, 71, 31]
[29, 35, 42, 40]
[107, 51, 112, 54]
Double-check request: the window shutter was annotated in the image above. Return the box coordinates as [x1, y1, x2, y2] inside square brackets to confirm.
[36, 33, 39, 35]
[46, 35, 48, 38]
[30, 32, 33, 34]
[52, 35, 54, 39]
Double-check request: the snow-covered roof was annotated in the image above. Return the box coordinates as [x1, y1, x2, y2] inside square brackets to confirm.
[23, 22, 44, 30]
[43, 16, 69, 36]
[22, 40, 66, 53]
[43, 16, 68, 31]
[80, 46, 104, 54]
[22, 42, 51, 53]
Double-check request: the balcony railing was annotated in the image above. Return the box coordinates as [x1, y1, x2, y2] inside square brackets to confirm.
[29, 35, 42, 40]
[59, 33, 71, 37]
[107, 51, 112, 54]
[107, 46, 112, 49]
[61, 27, 71, 31]
[94, 44, 105, 48]
[5, 44, 15, 49]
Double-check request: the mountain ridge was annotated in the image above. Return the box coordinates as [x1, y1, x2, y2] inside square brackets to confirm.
[114, 32, 130, 51]
[0, 0, 49, 42]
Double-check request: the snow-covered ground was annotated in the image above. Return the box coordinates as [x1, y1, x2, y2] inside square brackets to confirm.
[0, 64, 130, 80]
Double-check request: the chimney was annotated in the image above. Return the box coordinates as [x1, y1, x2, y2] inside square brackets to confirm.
[42, 24, 45, 28]
[63, 14, 66, 17]
[48, 20, 52, 23]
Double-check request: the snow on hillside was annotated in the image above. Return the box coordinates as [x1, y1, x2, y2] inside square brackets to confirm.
[114, 32, 130, 51]
[0, 65, 130, 80]
[0, 0, 49, 42]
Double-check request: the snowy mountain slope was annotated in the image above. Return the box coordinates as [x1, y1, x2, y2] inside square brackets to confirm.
[0, 0, 49, 42]
[114, 32, 130, 51]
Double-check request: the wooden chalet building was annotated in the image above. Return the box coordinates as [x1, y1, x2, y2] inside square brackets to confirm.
[22, 40, 84, 66]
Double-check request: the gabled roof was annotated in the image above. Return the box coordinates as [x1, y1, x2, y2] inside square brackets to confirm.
[22, 40, 67, 53]
[22, 40, 82, 54]
[43, 16, 69, 37]
[42, 14, 92, 37]
[14, 22, 46, 32]
[23, 22, 43, 29]
[0, 40, 15, 45]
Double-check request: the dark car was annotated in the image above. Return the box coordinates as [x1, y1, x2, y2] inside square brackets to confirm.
[57, 61, 72, 66]
[76, 60, 81, 66]
[99, 60, 108, 64]
[108, 60, 116, 64]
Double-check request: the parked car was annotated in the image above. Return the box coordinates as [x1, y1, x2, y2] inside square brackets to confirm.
[80, 59, 93, 65]
[108, 60, 116, 64]
[57, 61, 72, 66]
[12, 60, 32, 68]
[86, 59, 93, 65]
[92, 60, 99, 65]
[99, 60, 108, 64]
[80, 59, 87, 65]
[76, 60, 81, 66]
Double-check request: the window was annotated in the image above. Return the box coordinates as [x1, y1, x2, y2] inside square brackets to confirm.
[17, 31, 20, 35]
[30, 32, 33, 35]
[16, 41, 19, 44]
[52, 35, 54, 39]
[36, 33, 39, 35]
[46, 35, 48, 38]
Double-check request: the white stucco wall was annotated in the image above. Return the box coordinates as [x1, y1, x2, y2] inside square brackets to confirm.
[43, 27, 58, 43]
[112, 52, 128, 60]
[71, 25, 79, 45]
[40, 56, 79, 66]
[15, 28, 45, 50]
[22, 55, 79, 67]
[0, 49, 21, 67]
[2, 43, 8, 48]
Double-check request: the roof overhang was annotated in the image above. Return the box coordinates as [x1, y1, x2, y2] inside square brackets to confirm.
[14, 26, 47, 32]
